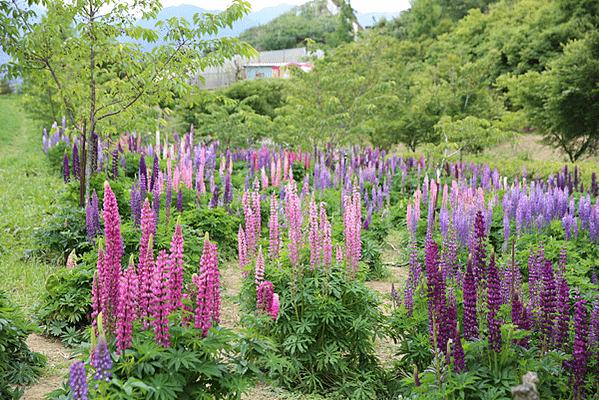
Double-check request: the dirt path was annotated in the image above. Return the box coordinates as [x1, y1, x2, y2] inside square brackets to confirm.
[22, 334, 71, 400]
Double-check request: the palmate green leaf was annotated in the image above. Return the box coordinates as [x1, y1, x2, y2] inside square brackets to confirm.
[146, 373, 185, 400]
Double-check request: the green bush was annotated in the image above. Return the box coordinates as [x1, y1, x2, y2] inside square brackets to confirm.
[0, 291, 46, 388]
[181, 206, 241, 260]
[262, 262, 389, 398]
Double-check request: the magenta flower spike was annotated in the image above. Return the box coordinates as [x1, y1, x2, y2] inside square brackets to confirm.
[116, 255, 139, 354]
[570, 295, 589, 399]
[150, 250, 171, 347]
[91, 250, 103, 330]
[169, 217, 185, 311]
[194, 233, 221, 338]
[462, 259, 478, 341]
[257, 280, 274, 315]
[486, 254, 502, 353]
[268, 193, 280, 261]
[242, 191, 256, 259]
[102, 181, 123, 334]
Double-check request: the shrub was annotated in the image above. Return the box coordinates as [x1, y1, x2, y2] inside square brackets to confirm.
[0, 291, 46, 388]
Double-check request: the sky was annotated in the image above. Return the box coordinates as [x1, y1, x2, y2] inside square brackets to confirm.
[158, 0, 412, 14]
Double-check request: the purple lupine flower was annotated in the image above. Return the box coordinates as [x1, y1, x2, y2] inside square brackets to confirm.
[194, 234, 221, 338]
[69, 360, 89, 400]
[63, 151, 70, 183]
[589, 298, 599, 376]
[553, 273, 570, 350]
[540, 259, 557, 348]
[463, 260, 478, 341]
[223, 173, 232, 206]
[391, 283, 401, 309]
[116, 256, 138, 354]
[150, 155, 159, 192]
[72, 143, 80, 181]
[209, 185, 219, 209]
[453, 324, 466, 374]
[177, 188, 183, 213]
[169, 219, 185, 311]
[91, 132, 98, 172]
[268, 193, 280, 261]
[486, 254, 502, 353]
[102, 182, 123, 334]
[86, 190, 100, 245]
[238, 225, 248, 275]
[138, 200, 155, 328]
[165, 175, 172, 219]
[470, 210, 487, 286]
[569, 295, 589, 399]
[92, 335, 112, 389]
[151, 250, 171, 347]
[111, 149, 119, 182]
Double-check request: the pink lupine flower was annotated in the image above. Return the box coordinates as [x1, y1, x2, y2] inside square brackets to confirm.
[261, 167, 269, 189]
[238, 225, 248, 275]
[285, 180, 302, 266]
[343, 182, 362, 275]
[102, 182, 123, 333]
[169, 218, 185, 311]
[257, 280, 274, 315]
[116, 256, 138, 354]
[251, 177, 262, 253]
[242, 191, 257, 259]
[309, 198, 321, 269]
[194, 234, 221, 338]
[336, 243, 344, 264]
[66, 250, 77, 269]
[255, 247, 265, 289]
[138, 199, 155, 325]
[270, 293, 280, 320]
[150, 250, 171, 347]
[320, 202, 332, 267]
[268, 193, 280, 261]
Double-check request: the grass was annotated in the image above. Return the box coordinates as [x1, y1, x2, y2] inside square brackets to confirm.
[0, 94, 63, 312]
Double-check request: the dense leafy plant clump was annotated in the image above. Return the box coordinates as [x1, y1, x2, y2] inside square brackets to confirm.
[0, 291, 46, 394]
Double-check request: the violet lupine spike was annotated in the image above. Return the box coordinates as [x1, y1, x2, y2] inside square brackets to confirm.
[268, 193, 280, 261]
[102, 182, 123, 334]
[470, 210, 487, 285]
[69, 360, 89, 400]
[308, 198, 321, 269]
[554, 274, 570, 351]
[72, 143, 80, 181]
[150, 155, 159, 192]
[116, 255, 138, 354]
[209, 185, 219, 209]
[194, 233, 221, 338]
[86, 190, 100, 245]
[569, 295, 589, 400]
[404, 242, 421, 317]
[462, 259, 478, 341]
[254, 247, 265, 289]
[111, 149, 119, 182]
[486, 253, 502, 353]
[177, 188, 183, 213]
[589, 298, 599, 376]
[92, 335, 112, 389]
[151, 250, 171, 347]
[63, 151, 70, 183]
[540, 259, 557, 348]
[165, 175, 172, 219]
[169, 218, 185, 311]
[453, 324, 466, 374]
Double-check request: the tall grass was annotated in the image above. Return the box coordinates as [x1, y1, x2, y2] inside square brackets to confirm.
[0, 95, 63, 312]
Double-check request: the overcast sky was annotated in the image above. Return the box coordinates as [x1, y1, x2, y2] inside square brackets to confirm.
[159, 0, 411, 14]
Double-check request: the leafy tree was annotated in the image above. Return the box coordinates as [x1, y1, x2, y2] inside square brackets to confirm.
[238, 0, 337, 50]
[500, 31, 599, 162]
[274, 36, 397, 151]
[0, 0, 256, 205]
[327, 0, 357, 47]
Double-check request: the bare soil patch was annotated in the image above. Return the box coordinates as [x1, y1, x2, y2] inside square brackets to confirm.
[22, 333, 71, 400]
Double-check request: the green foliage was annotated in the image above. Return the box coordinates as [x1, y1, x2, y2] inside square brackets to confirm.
[34, 264, 94, 346]
[499, 30, 599, 162]
[263, 262, 388, 398]
[238, 0, 337, 50]
[33, 204, 91, 263]
[0, 77, 12, 95]
[182, 206, 242, 260]
[0, 291, 46, 386]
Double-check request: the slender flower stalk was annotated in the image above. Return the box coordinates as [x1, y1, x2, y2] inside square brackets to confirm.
[268, 193, 280, 261]
[194, 233, 221, 338]
[169, 218, 185, 311]
[150, 250, 171, 347]
[102, 182, 123, 334]
[486, 253, 502, 353]
[255, 246, 265, 289]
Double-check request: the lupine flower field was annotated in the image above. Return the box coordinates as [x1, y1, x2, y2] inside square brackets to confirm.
[8, 120, 599, 400]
